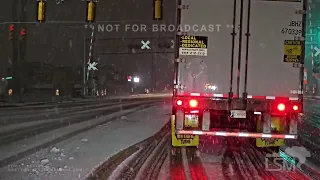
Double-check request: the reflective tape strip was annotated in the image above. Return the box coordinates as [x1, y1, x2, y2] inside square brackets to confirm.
[193, 131, 204, 135]
[213, 94, 224, 97]
[262, 134, 272, 138]
[285, 135, 296, 139]
[289, 97, 299, 100]
[216, 132, 227, 136]
[266, 96, 276, 99]
[250, 95, 266, 99]
[177, 130, 297, 139]
[180, 93, 298, 101]
[190, 93, 201, 96]
[238, 133, 249, 137]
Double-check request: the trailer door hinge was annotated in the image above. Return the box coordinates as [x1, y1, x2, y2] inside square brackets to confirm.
[294, 36, 305, 41]
[175, 58, 186, 63]
[295, 9, 305, 14]
[178, 5, 189, 9]
[292, 63, 302, 68]
[174, 84, 185, 89]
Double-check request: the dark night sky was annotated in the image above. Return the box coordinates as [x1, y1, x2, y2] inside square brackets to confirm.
[0, 0, 176, 86]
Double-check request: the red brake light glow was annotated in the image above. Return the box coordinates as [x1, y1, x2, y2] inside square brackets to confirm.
[293, 105, 299, 111]
[189, 99, 198, 108]
[176, 100, 182, 106]
[277, 103, 285, 111]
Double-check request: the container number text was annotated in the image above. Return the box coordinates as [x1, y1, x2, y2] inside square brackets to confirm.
[281, 28, 301, 35]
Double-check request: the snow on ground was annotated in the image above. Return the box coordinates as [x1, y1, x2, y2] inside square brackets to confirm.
[0, 108, 137, 162]
[0, 104, 171, 180]
[198, 141, 227, 180]
[200, 152, 226, 180]
[157, 151, 171, 180]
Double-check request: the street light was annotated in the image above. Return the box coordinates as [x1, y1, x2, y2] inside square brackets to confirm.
[133, 77, 139, 83]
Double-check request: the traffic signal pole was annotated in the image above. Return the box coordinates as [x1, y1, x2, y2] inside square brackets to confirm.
[152, 0, 162, 92]
[11, 0, 20, 101]
[19, 0, 27, 101]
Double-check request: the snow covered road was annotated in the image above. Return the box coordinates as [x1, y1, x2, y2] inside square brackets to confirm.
[0, 103, 171, 180]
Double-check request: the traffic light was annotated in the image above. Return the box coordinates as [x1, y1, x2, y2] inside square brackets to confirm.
[20, 28, 26, 40]
[153, 0, 162, 20]
[86, 1, 96, 22]
[8, 24, 14, 40]
[37, 0, 46, 22]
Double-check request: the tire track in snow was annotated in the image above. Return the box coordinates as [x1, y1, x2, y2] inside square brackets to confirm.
[170, 147, 187, 180]
[222, 145, 244, 180]
[186, 147, 208, 180]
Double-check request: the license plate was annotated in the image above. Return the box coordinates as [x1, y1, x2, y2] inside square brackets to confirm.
[256, 138, 284, 147]
[185, 114, 199, 127]
[230, 110, 246, 118]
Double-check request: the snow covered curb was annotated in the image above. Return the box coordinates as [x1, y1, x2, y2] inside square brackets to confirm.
[83, 143, 142, 180]
[84, 117, 171, 180]
[107, 149, 142, 180]
[134, 133, 170, 180]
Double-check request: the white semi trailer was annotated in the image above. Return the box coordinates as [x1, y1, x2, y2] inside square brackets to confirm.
[171, 0, 306, 148]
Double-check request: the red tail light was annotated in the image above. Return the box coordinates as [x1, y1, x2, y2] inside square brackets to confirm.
[277, 103, 285, 111]
[189, 99, 198, 108]
[293, 105, 299, 111]
[176, 100, 183, 106]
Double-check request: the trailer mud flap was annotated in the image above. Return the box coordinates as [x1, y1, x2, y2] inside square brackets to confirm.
[171, 115, 199, 147]
[256, 117, 285, 147]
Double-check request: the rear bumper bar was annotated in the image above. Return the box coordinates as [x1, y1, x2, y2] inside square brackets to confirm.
[176, 130, 297, 139]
